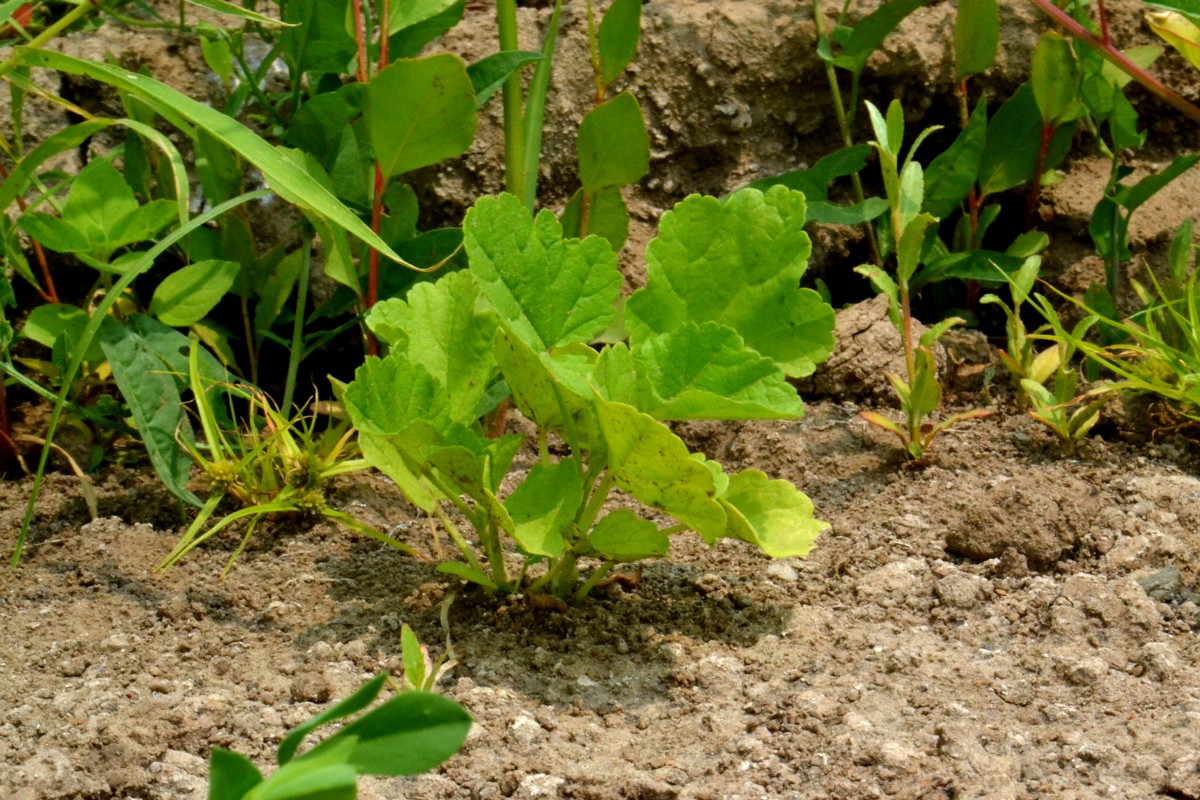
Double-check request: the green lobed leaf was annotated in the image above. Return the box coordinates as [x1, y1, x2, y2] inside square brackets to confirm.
[598, 0, 642, 85]
[626, 186, 835, 378]
[587, 509, 668, 561]
[719, 469, 827, 558]
[300, 691, 472, 776]
[633, 321, 804, 420]
[364, 55, 478, 180]
[150, 259, 240, 327]
[492, 327, 594, 443]
[501, 460, 585, 557]
[595, 397, 726, 540]
[955, 0, 999, 78]
[465, 193, 622, 350]
[344, 353, 451, 436]
[366, 271, 498, 424]
[577, 91, 650, 193]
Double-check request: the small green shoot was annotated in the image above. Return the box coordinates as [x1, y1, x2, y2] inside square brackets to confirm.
[207, 673, 471, 800]
[980, 255, 1060, 401]
[854, 100, 990, 460]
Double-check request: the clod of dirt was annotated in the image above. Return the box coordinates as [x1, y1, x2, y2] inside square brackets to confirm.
[797, 294, 945, 403]
[944, 475, 1092, 568]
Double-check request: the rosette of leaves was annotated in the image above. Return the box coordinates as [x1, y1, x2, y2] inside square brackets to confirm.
[344, 185, 834, 601]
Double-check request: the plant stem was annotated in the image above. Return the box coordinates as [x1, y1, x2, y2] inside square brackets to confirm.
[0, 160, 57, 302]
[812, 0, 880, 266]
[497, 0, 526, 201]
[281, 229, 311, 415]
[1027, 0, 1200, 126]
[1025, 122, 1054, 230]
[574, 561, 613, 603]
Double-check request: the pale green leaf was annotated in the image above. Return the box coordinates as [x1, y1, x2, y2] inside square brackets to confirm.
[634, 321, 804, 420]
[626, 186, 835, 377]
[502, 460, 585, 557]
[719, 469, 827, 558]
[367, 271, 498, 423]
[465, 193, 622, 350]
[595, 397, 726, 539]
[588, 509, 668, 561]
[344, 353, 450, 436]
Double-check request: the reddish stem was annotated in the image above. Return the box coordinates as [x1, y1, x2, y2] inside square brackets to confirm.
[1027, 0, 1200, 126]
[1026, 122, 1054, 230]
[0, 160, 58, 303]
[1097, 0, 1110, 47]
[351, 0, 368, 83]
[0, 379, 14, 471]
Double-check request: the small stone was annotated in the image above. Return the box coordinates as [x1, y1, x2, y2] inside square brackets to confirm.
[766, 561, 799, 581]
[874, 740, 920, 772]
[935, 572, 993, 611]
[101, 633, 132, 652]
[1066, 657, 1108, 687]
[59, 656, 89, 677]
[290, 670, 332, 702]
[1139, 642, 1179, 681]
[992, 677, 1034, 707]
[516, 773, 563, 798]
[509, 712, 543, 745]
[1136, 567, 1184, 603]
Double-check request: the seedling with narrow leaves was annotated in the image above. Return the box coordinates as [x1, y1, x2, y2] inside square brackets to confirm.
[345, 186, 834, 602]
[154, 340, 419, 574]
[854, 100, 990, 460]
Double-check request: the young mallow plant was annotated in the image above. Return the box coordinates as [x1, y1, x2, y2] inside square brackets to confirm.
[343, 186, 835, 601]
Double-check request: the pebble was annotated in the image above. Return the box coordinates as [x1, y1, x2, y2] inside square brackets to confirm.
[766, 561, 799, 581]
[1066, 657, 1108, 687]
[515, 773, 563, 798]
[1140, 642, 1179, 682]
[509, 712, 544, 745]
[936, 572, 994, 611]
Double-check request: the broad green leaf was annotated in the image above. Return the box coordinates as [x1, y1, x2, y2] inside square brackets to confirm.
[590, 342, 639, 406]
[358, 432, 440, 512]
[502, 460, 585, 557]
[208, 749, 264, 800]
[280, 0, 356, 75]
[978, 83, 1075, 196]
[21, 304, 105, 365]
[344, 353, 451, 436]
[302, 692, 471, 776]
[896, 212, 936, 285]
[744, 144, 872, 201]
[830, 0, 925, 75]
[365, 55, 477, 180]
[595, 397, 726, 539]
[955, 0, 999, 78]
[400, 624, 428, 689]
[98, 315, 201, 507]
[560, 186, 631, 251]
[806, 198, 890, 225]
[12, 49, 416, 269]
[150, 259, 240, 327]
[277, 674, 389, 765]
[285, 84, 364, 165]
[719, 470, 827, 558]
[626, 186, 835, 377]
[389, 0, 458, 34]
[598, 0, 641, 85]
[367, 271, 497, 424]
[1032, 32, 1079, 126]
[897, 160, 925, 232]
[250, 763, 356, 800]
[923, 98, 987, 219]
[17, 159, 175, 262]
[468, 50, 544, 107]
[577, 92, 650, 193]
[633, 321, 804, 420]
[465, 193, 622, 350]
[910, 249, 1028, 290]
[588, 509, 668, 561]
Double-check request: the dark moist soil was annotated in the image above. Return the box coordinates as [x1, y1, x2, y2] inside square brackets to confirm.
[4, 397, 1200, 800]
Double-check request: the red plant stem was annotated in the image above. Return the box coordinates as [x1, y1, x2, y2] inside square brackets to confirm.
[366, 164, 385, 356]
[1026, 122, 1055, 230]
[1027, 0, 1200, 126]
[0, 161, 58, 303]
[1097, 0, 1110, 47]
[351, 0, 368, 83]
[0, 379, 14, 471]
